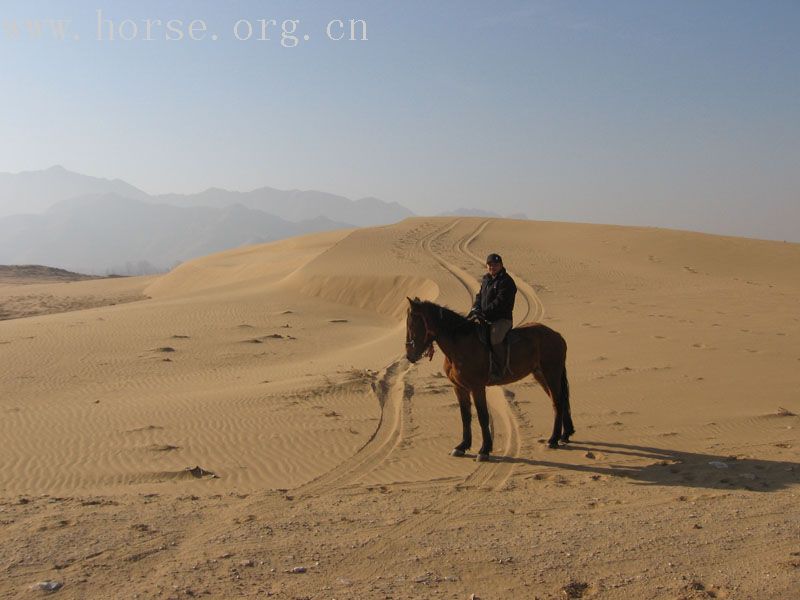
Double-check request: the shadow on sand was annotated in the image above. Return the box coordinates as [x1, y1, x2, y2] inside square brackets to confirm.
[485, 440, 799, 492]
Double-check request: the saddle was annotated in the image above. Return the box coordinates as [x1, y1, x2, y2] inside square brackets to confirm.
[477, 323, 518, 380]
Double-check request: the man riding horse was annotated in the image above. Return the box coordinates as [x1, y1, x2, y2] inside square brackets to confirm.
[467, 253, 517, 382]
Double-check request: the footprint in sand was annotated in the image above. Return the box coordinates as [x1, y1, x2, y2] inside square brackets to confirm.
[126, 425, 164, 434]
[148, 444, 180, 452]
[244, 334, 294, 343]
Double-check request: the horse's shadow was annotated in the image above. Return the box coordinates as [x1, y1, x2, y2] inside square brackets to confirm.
[485, 440, 800, 492]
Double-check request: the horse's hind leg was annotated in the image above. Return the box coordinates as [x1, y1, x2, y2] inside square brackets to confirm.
[533, 369, 563, 449]
[472, 386, 493, 460]
[451, 386, 472, 457]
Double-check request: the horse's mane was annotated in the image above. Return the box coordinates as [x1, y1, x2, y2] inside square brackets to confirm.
[418, 300, 476, 336]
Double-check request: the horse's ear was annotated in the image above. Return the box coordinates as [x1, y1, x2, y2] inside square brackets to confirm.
[407, 297, 417, 309]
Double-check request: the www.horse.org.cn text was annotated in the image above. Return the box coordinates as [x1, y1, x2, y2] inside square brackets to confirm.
[1, 11, 368, 46]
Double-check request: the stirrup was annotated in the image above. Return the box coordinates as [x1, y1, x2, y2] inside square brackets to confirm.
[487, 361, 503, 384]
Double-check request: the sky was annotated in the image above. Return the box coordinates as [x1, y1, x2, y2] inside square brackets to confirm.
[1, 1, 798, 240]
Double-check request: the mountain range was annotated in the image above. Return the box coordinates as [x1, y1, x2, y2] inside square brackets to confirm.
[0, 193, 352, 275]
[0, 166, 414, 274]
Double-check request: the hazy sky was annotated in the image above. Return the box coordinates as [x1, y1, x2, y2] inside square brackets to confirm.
[2, 1, 798, 240]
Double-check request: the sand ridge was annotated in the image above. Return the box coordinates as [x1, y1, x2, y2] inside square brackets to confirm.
[1, 217, 798, 598]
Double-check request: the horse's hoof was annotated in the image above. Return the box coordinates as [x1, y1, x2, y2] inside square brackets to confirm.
[560, 436, 571, 444]
[476, 453, 490, 462]
[450, 448, 466, 457]
[547, 440, 559, 449]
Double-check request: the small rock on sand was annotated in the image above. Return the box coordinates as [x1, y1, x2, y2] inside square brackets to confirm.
[186, 466, 217, 478]
[32, 580, 63, 592]
[562, 581, 589, 598]
[290, 566, 307, 574]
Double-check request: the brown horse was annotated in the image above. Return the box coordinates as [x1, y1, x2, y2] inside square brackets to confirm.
[405, 297, 573, 460]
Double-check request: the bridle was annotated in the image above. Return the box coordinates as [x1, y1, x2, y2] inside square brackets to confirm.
[406, 309, 437, 361]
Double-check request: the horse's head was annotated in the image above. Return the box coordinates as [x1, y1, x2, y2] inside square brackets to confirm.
[405, 297, 435, 363]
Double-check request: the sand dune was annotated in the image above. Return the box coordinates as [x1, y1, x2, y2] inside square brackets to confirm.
[1, 217, 798, 599]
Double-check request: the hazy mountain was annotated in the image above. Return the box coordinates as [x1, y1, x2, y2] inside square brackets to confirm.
[0, 194, 351, 275]
[0, 166, 414, 226]
[152, 187, 414, 227]
[0, 165, 148, 217]
[0, 166, 413, 273]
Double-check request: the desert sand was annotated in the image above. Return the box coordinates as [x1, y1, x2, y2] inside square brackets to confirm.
[1, 217, 798, 599]
[0, 266, 151, 321]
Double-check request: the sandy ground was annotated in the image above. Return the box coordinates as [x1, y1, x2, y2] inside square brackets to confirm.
[1, 217, 798, 599]
[0, 267, 151, 321]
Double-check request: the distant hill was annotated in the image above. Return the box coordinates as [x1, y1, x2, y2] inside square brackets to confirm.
[0, 194, 353, 275]
[0, 166, 414, 226]
[0, 165, 148, 217]
[0, 166, 416, 274]
[0, 264, 103, 284]
[152, 188, 414, 227]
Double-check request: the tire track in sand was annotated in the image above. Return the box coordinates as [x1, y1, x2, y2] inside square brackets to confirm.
[456, 219, 549, 488]
[296, 360, 411, 495]
[420, 219, 523, 492]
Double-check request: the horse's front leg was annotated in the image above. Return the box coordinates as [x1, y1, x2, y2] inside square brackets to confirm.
[472, 386, 493, 461]
[451, 386, 472, 457]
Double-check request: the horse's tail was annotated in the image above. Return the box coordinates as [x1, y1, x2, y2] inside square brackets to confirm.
[561, 367, 570, 409]
[561, 366, 574, 436]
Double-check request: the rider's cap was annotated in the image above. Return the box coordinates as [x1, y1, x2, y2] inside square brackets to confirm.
[486, 253, 502, 265]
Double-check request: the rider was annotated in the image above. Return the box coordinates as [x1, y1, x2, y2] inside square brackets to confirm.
[468, 253, 517, 381]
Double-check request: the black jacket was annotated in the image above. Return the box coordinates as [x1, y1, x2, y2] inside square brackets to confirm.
[472, 268, 517, 322]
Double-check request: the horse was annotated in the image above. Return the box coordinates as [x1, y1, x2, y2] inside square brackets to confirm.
[405, 297, 573, 460]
